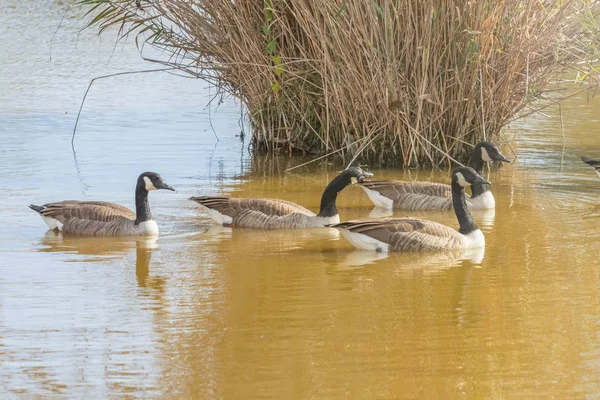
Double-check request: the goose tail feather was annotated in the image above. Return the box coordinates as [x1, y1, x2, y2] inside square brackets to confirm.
[29, 204, 45, 213]
[581, 156, 600, 166]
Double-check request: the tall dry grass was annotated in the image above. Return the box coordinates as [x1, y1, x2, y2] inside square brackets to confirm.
[79, 0, 600, 166]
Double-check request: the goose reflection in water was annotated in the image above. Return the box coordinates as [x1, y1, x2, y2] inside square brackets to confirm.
[197, 224, 341, 254]
[336, 246, 485, 271]
[38, 233, 161, 289]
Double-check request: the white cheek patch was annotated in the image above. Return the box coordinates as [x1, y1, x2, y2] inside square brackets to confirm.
[350, 177, 358, 184]
[143, 176, 157, 191]
[456, 172, 470, 187]
[481, 147, 492, 162]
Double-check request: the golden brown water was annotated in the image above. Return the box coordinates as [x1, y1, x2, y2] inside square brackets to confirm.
[2, 2, 600, 398]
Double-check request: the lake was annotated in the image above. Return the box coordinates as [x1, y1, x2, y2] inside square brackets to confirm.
[1, 1, 599, 398]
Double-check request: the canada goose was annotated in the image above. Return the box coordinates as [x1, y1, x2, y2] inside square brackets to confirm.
[29, 172, 174, 236]
[189, 167, 373, 229]
[582, 156, 600, 178]
[333, 167, 490, 252]
[359, 141, 510, 210]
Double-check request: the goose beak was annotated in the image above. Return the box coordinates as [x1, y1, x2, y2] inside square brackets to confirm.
[358, 171, 373, 183]
[475, 176, 492, 185]
[495, 152, 511, 163]
[158, 181, 175, 191]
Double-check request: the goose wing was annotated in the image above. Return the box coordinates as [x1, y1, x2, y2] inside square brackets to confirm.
[360, 180, 452, 198]
[334, 218, 464, 251]
[36, 201, 136, 223]
[582, 156, 600, 177]
[190, 196, 319, 228]
[359, 180, 454, 210]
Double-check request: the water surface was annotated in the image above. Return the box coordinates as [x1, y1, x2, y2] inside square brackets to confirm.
[1, 2, 600, 398]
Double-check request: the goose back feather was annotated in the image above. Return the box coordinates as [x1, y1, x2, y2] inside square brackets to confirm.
[36, 201, 136, 222]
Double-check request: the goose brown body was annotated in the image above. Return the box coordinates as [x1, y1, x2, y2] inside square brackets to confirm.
[188, 197, 334, 229]
[359, 180, 453, 210]
[30, 201, 154, 236]
[334, 218, 465, 251]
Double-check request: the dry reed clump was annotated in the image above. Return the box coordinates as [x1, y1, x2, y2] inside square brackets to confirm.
[79, 0, 600, 166]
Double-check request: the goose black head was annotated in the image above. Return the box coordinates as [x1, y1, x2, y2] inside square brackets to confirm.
[318, 167, 373, 218]
[452, 167, 491, 188]
[342, 166, 374, 184]
[476, 141, 511, 163]
[138, 172, 175, 192]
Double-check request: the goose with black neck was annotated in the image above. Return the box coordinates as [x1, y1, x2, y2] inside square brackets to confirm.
[29, 172, 175, 236]
[467, 141, 510, 208]
[190, 166, 373, 229]
[358, 141, 510, 210]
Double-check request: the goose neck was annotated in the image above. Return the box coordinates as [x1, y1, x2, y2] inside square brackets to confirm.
[451, 181, 478, 234]
[468, 150, 489, 198]
[317, 174, 350, 218]
[467, 148, 484, 173]
[135, 184, 152, 225]
[470, 181, 490, 198]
